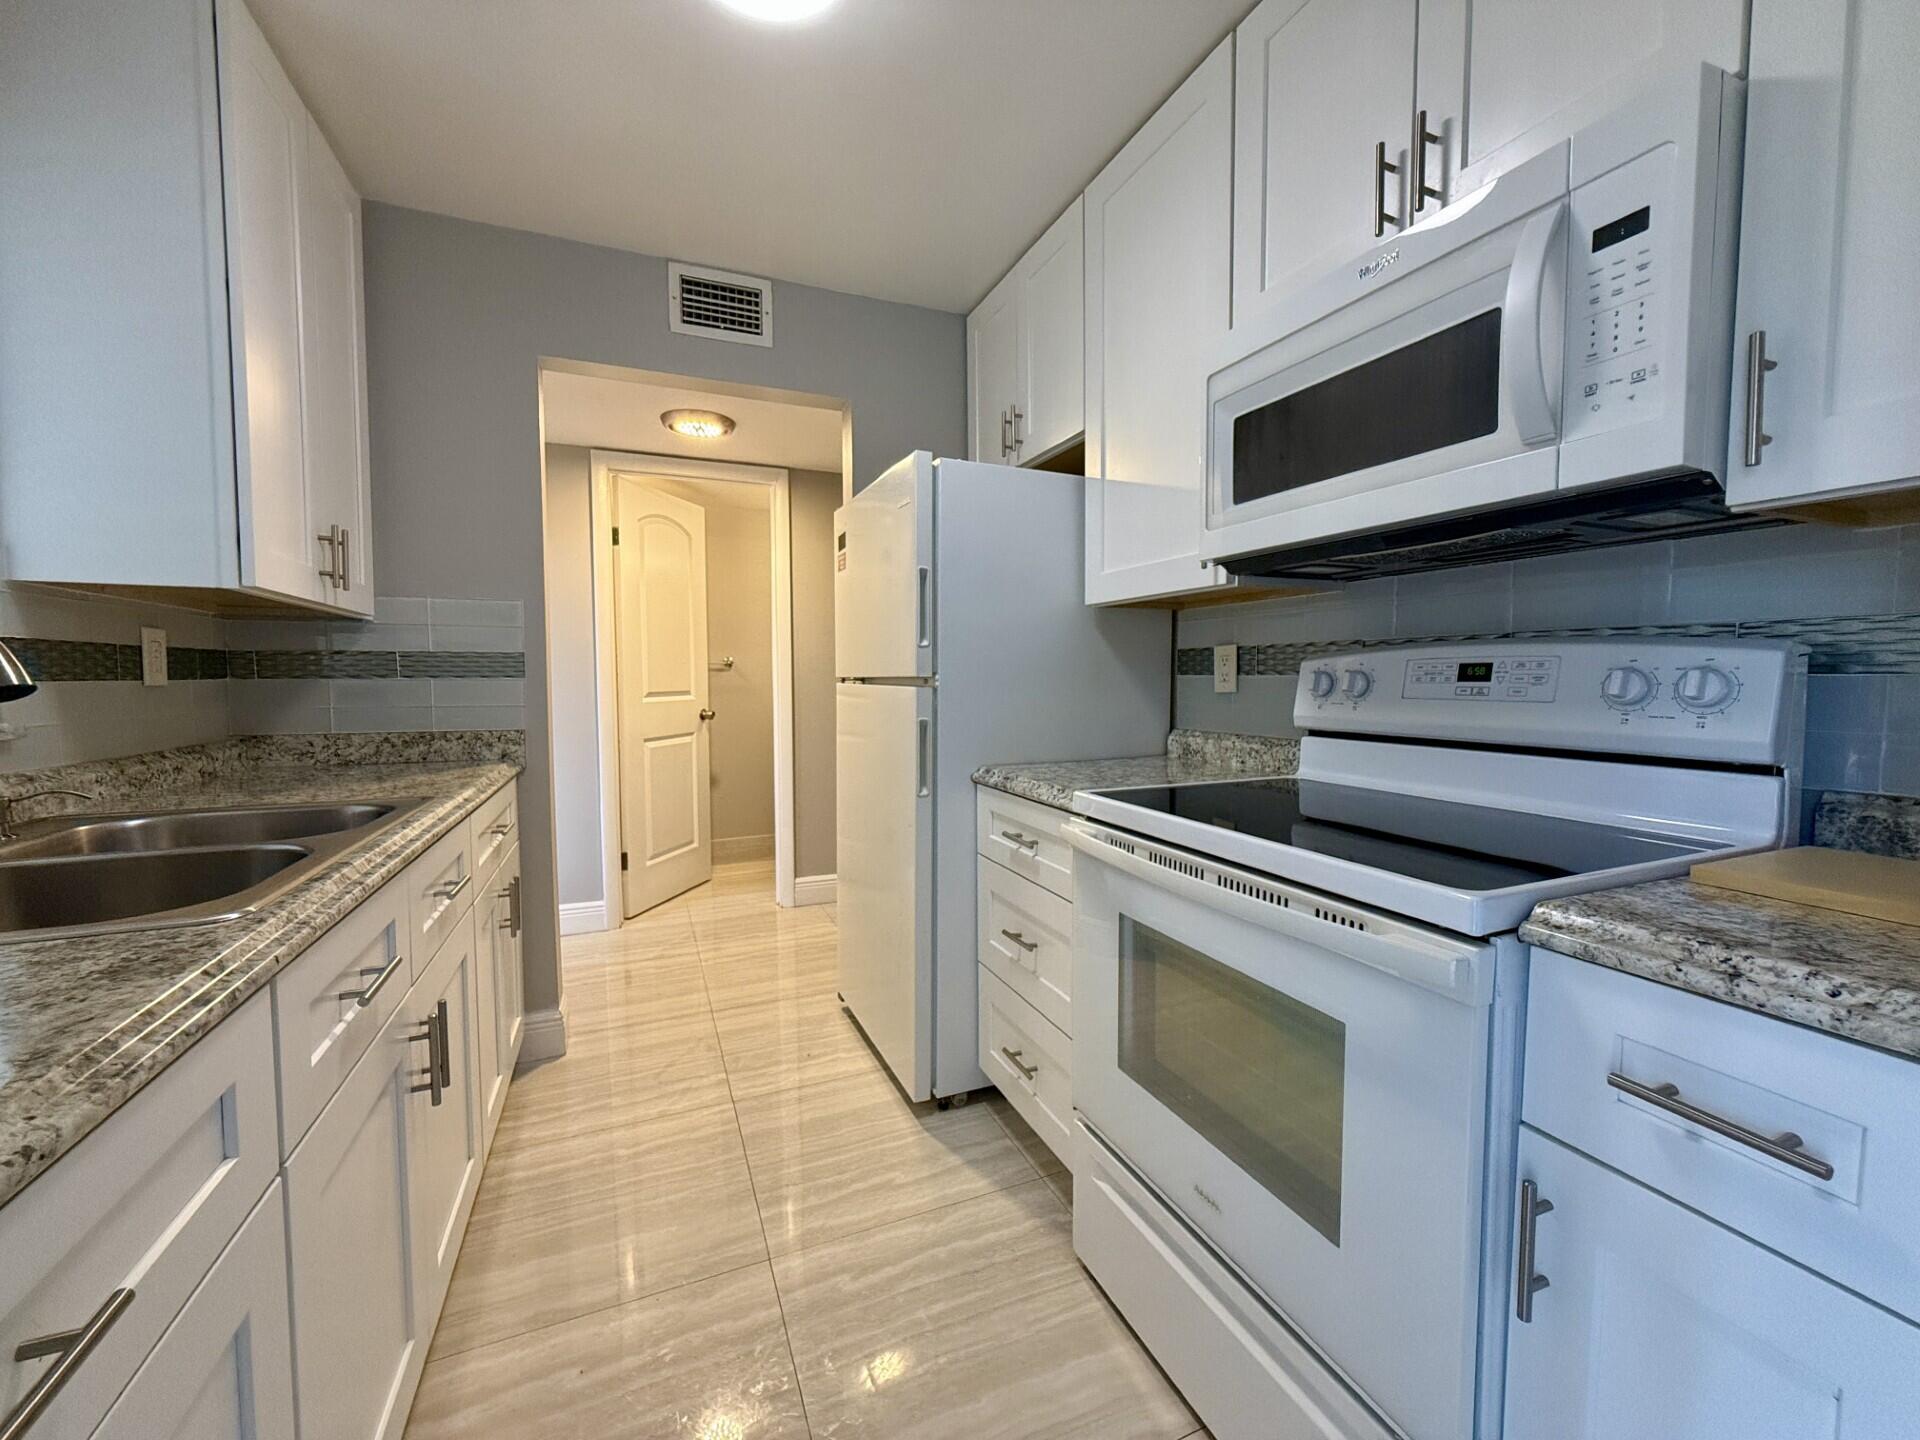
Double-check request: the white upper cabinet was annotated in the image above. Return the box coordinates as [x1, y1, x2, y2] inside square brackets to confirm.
[1084, 36, 1238, 606]
[1723, 0, 1920, 519]
[1415, 0, 1748, 214]
[0, 0, 374, 615]
[966, 199, 1085, 466]
[1233, 0, 1418, 330]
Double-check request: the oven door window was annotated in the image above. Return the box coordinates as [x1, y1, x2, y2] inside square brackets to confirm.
[1231, 308, 1502, 506]
[1118, 916, 1346, 1243]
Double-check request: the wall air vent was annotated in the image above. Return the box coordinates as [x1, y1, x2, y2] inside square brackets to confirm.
[668, 262, 773, 347]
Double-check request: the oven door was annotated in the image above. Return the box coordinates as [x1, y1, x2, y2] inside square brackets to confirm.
[1066, 821, 1500, 1440]
[1204, 141, 1571, 565]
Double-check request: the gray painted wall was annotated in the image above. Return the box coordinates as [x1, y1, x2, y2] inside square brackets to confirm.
[789, 468, 840, 879]
[363, 204, 964, 1013]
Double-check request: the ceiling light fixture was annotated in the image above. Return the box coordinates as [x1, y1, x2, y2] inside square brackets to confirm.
[661, 408, 737, 440]
[712, 0, 838, 21]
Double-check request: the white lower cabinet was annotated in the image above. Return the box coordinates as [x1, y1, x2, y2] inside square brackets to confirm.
[406, 906, 484, 1324]
[91, 1183, 297, 1440]
[1504, 1127, 1920, 1439]
[476, 844, 525, 1145]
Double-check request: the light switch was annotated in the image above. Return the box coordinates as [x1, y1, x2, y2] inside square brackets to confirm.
[1213, 644, 1238, 694]
[141, 626, 168, 686]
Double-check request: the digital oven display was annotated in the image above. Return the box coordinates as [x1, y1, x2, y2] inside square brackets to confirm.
[1592, 206, 1651, 254]
[1455, 662, 1494, 683]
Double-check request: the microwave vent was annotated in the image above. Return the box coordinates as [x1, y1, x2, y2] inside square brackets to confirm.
[668, 262, 773, 346]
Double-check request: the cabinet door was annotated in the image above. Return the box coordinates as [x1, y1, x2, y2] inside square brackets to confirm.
[92, 1184, 296, 1440]
[285, 998, 428, 1440]
[496, 846, 525, 1075]
[216, 0, 319, 606]
[1084, 36, 1238, 606]
[296, 113, 374, 613]
[1505, 1129, 1920, 1439]
[1014, 197, 1085, 462]
[1416, 0, 1746, 211]
[967, 270, 1019, 463]
[1724, 0, 1920, 515]
[1233, 0, 1416, 327]
[408, 908, 483, 1323]
[474, 863, 510, 1146]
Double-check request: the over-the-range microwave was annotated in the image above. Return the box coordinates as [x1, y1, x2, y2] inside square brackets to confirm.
[1204, 64, 1781, 582]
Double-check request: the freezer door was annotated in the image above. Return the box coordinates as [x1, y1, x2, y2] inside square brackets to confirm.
[834, 451, 934, 680]
[835, 680, 935, 1098]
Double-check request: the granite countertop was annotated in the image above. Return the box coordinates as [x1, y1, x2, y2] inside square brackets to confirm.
[0, 755, 520, 1209]
[1521, 878, 1920, 1062]
[972, 730, 1299, 811]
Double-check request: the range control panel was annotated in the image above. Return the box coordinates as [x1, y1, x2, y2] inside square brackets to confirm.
[1296, 640, 1805, 768]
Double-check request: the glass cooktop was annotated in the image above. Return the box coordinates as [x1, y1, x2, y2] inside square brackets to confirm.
[1090, 778, 1727, 893]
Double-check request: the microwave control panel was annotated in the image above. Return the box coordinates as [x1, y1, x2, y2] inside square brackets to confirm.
[1562, 142, 1674, 441]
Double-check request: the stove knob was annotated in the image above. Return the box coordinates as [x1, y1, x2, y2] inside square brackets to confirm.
[1601, 665, 1655, 710]
[1342, 668, 1373, 700]
[1309, 668, 1338, 699]
[1674, 664, 1737, 713]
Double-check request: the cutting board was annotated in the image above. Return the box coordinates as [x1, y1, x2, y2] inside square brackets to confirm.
[1690, 846, 1920, 928]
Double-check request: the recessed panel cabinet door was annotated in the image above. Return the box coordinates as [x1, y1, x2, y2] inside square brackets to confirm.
[1724, 0, 1920, 514]
[216, 0, 318, 606]
[1233, 0, 1417, 328]
[408, 907, 483, 1323]
[1504, 1129, 1920, 1439]
[968, 270, 1019, 463]
[1015, 197, 1085, 462]
[91, 1185, 296, 1440]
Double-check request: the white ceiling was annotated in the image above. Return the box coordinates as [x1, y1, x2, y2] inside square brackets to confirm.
[542, 369, 845, 471]
[247, 0, 1251, 313]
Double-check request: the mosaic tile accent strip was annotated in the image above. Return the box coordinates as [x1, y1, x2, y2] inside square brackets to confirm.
[2, 638, 243, 683]
[397, 650, 526, 679]
[3, 639, 524, 684]
[1175, 610, 1920, 677]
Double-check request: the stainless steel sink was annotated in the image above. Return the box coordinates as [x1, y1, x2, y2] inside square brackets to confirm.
[0, 797, 427, 941]
[0, 803, 395, 859]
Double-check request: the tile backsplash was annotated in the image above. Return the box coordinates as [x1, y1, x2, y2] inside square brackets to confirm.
[1176, 521, 1920, 797]
[0, 586, 526, 773]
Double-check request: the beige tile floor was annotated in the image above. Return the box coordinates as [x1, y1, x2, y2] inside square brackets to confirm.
[405, 860, 1207, 1440]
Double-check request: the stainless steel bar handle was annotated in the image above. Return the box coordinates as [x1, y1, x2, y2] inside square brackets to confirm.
[1412, 109, 1444, 213]
[3, 1288, 136, 1440]
[999, 409, 1013, 459]
[336, 527, 351, 592]
[1607, 1072, 1833, 1180]
[1373, 140, 1402, 237]
[1743, 330, 1779, 467]
[408, 1008, 445, 1105]
[1000, 928, 1038, 952]
[999, 830, 1039, 851]
[315, 525, 343, 586]
[434, 1000, 452, 1089]
[1513, 1179, 1553, 1323]
[348, 949, 407, 1009]
[1000, 1046, 1039, 1082]
[508, 875, 522, 937]
[435, 873, 471, 904]
[1010, 407, 1025, 452]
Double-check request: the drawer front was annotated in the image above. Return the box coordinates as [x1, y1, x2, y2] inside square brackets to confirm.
[406, 818, 476, 978]
[0, 993, 277, 1440]
[469, 781, 518, 888]
[977, 856, 1073, 1036]
[272, 875, 410, 1156]
[979, 965, 1074, 1171]
[976, 788, 1074, 899]
[1524, 946, 1920, 1322]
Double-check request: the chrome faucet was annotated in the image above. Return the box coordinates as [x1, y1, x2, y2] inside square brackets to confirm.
[0, 790, 94, 843]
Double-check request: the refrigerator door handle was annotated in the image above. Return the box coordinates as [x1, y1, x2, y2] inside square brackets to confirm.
[916, 717, 932, 797]
[916, 567, 931, 649]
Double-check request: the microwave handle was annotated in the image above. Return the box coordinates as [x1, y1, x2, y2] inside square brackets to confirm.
[1504, 202, 1567, 447]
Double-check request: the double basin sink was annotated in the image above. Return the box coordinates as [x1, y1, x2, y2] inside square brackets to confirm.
[0, 799, 427, 940]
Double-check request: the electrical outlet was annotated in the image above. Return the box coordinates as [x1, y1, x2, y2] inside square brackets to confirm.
[141, 627, 168, 686]
[1213, 644, 1238, 694]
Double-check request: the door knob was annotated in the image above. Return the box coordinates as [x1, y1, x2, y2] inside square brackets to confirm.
[699, 708, 716, 721]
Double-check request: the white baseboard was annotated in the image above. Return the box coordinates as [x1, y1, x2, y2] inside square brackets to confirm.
[714, 833, 774, 864]
[558, 900, 607, 935]
[792, 873, 836, 907]
[517, 1006, 569, 1065]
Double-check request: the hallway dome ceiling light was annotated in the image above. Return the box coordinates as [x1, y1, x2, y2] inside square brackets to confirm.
[711, 0, 839, 21]
[661, 408, 737, 439]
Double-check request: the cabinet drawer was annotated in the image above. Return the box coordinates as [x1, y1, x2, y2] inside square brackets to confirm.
[976, 788, 1074, 900]
[1524, 946, 1920, 1322]
[405, 819, 476, 978]
[272, 874, 409, 1156]
[0, 993, 277, 1440]
[469, 781, 518, 887]
[977, 856, 1073, 1036]
[979, 966, 1074, 1172]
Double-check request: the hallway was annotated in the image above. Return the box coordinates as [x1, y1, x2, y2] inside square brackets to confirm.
[404, 861, 1203, 1438]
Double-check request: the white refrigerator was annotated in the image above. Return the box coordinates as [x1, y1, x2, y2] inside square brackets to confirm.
[835, 452, 1170, 1100]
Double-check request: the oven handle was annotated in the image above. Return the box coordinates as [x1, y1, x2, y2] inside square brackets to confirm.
[1061, 820, 1488, 1004]
[1503, 200, 1567, 447]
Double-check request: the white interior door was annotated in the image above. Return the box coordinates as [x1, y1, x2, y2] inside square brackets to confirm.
[615, 475, 713, 916]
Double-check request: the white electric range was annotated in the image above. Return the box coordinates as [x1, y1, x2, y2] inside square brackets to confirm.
[1063, 639, 1806, 1440]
